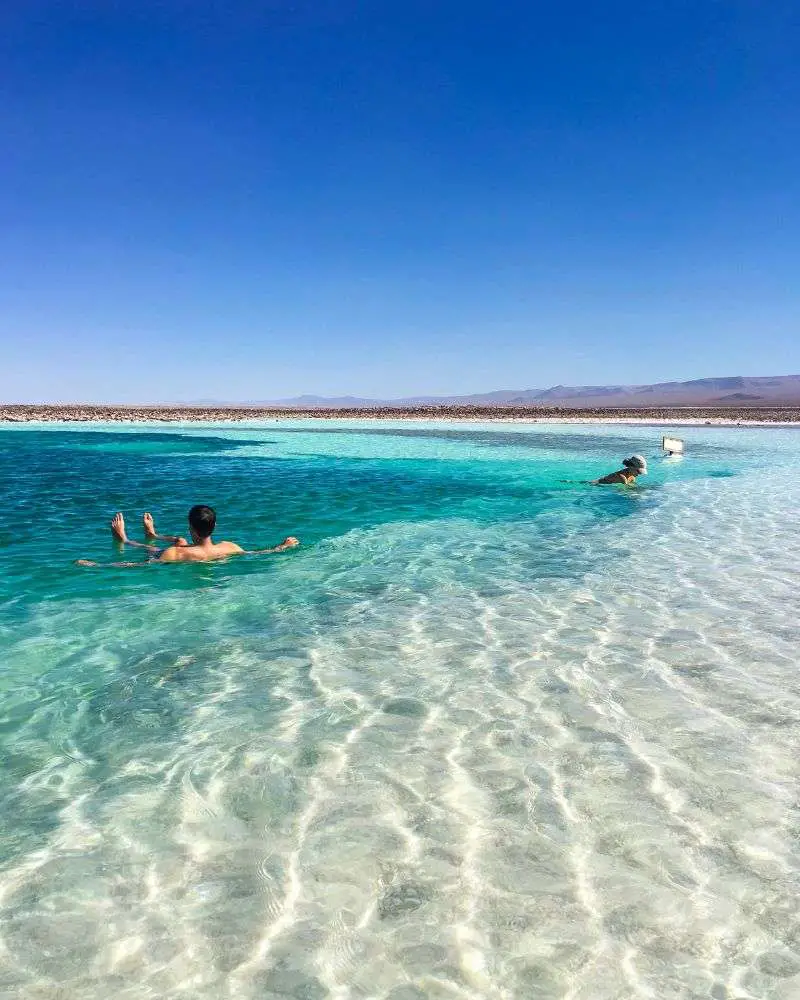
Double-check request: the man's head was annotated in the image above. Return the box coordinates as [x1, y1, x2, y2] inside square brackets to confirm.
[188, 504, 216, 541]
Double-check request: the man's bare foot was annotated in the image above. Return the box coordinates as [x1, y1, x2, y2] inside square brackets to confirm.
[143, 512, 156, 539]
[111, 512, 128, 543]
[76, 559, 97, 566]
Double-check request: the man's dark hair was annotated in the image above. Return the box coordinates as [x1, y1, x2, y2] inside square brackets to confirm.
[188, 504, 216, 539]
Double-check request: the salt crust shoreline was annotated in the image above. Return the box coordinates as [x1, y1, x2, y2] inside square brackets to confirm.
[2, 404, 800, 427]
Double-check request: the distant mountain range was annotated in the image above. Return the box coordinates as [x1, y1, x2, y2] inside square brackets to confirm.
[256, 375, 800, 409]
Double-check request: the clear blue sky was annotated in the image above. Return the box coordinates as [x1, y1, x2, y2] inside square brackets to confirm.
[2, 1, 798, 402]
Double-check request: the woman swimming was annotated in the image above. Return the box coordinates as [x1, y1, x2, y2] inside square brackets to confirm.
[593, 454, 647, 485]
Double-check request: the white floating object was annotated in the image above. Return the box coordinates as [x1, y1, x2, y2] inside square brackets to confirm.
[662, 436, 684, 455]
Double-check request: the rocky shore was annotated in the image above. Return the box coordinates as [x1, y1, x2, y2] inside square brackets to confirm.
[2, 404, 800, 424]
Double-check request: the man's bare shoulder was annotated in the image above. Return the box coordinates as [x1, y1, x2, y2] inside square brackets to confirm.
[157, 545, 184, 562]
[156, 541, 244, 563]
[217, 540, 245, 555]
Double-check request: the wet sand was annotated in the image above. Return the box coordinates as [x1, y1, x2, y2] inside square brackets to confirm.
[2, 403, 800, 424]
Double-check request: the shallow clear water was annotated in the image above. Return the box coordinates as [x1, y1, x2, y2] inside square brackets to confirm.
[1, 420, 799, 999]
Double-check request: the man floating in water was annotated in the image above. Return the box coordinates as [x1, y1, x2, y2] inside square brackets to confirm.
[593, 454, 648, 485]
[77, 505, 299, 566]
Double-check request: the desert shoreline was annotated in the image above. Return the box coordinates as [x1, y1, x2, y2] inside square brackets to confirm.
[2, 403, 800, 426]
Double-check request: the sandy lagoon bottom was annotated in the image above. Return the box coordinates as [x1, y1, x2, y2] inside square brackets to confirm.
[0, 420, 798, 999]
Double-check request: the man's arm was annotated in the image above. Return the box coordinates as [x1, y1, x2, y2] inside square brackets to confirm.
[143, 513, 188, 546]
[121, 537, 161, 553]
[241, 536, 300, 555]
[108, 512, 161, 552]
[76, 513, 162, 565]
[76, 559, 156, 568]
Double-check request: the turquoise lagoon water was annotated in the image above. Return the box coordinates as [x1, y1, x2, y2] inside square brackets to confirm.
[0, 420, 799, 999]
